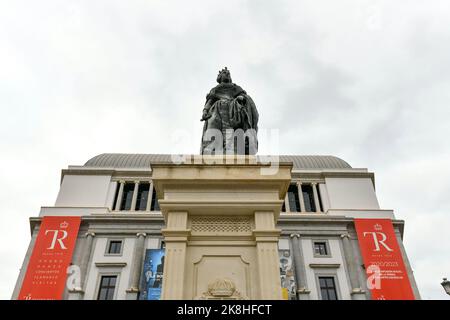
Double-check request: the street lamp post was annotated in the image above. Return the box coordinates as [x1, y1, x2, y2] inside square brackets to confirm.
[441, 278, 450, 296]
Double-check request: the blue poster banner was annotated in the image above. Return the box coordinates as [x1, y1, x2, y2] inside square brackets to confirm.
[139, 249, 165, 300]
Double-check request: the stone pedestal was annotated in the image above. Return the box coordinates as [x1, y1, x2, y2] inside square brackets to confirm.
[151, 156, 292, 300]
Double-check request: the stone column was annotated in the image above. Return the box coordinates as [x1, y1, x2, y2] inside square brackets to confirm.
[340, 233, 366, 300]
[254, 211, 283, 299]
[68, 232, 95, 300]
[161, 211, 189, 300]
[290, 234, 310, 300]
[80, 232, 95, 288]
[146, 182, 154, 212]
[296, 182, 306, 213]
[126, 232, 147, 300]
[130, 181, 140, 211]
[311, 183, 321, 213]
[284, 194, 291, 213]
[115, 180, 125, 211]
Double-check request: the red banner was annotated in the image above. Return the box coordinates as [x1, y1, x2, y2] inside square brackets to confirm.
[18, 216, 81, 300]
[354, 219, 414, 300]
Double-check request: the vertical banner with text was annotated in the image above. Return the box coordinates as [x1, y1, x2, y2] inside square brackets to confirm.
[354, 218, 415, 300]
[139, 249, 165, 300]
[18, 216, 81, 300]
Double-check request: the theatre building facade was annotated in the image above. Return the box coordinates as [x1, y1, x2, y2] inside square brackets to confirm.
[12, 153, 421, 300]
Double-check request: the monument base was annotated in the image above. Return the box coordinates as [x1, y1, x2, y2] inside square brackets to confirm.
[151, 156, 292, 300]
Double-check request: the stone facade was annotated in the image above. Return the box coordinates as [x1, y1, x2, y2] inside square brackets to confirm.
[11, 154, 421, 300]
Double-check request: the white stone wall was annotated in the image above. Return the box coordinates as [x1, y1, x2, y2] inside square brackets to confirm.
[324, 177, 380, 210]
[318, 183, 331, 212]
[83, 237, 134, 300]
[82, 236, 161, 300]
[301, 238, 351, 300]
[52, 173, 383, 215]
[279, 238, 352, 300]
[105, 181, 118, 210]
[55, 175, 113, 207]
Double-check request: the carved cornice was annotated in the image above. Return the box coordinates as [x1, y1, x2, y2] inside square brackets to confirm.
[161, 228, 191, 242]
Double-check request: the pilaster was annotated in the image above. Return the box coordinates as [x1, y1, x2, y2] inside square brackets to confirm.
[126, 232, 147, 300]
[254, 211, 282, 300]
[340, 233, 366, 300]
[160, 211, 190, 300]
[290, 233, 310, 300]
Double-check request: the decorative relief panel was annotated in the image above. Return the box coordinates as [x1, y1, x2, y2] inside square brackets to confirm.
[190, 216, 254, 233]
[192, 255, 251, 299]
[197, 278, 248, 300]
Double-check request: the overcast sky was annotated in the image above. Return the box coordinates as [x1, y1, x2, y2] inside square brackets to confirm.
[1, 0, 449, 299]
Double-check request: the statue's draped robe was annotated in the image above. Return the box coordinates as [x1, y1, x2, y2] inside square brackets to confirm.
[201, 83, 259, 155]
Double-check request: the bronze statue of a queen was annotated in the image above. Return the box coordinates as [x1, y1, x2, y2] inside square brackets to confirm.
[200, 67, 259, 155]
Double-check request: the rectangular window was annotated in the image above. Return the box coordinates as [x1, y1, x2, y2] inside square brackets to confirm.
[319, 276, 338, 300]
[97, 275, 117, 300]
[108, 240, 122, 255]
[150, 187, 160, 211]
[287, 184, 300, 212]
[314, 242, 328, 256]
[120, 182, 135, 211]
[302, 184, 316, 212]
[135, 182, 150, 211]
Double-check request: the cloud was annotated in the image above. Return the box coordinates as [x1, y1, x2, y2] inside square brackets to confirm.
[1, 0, 450, 299]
